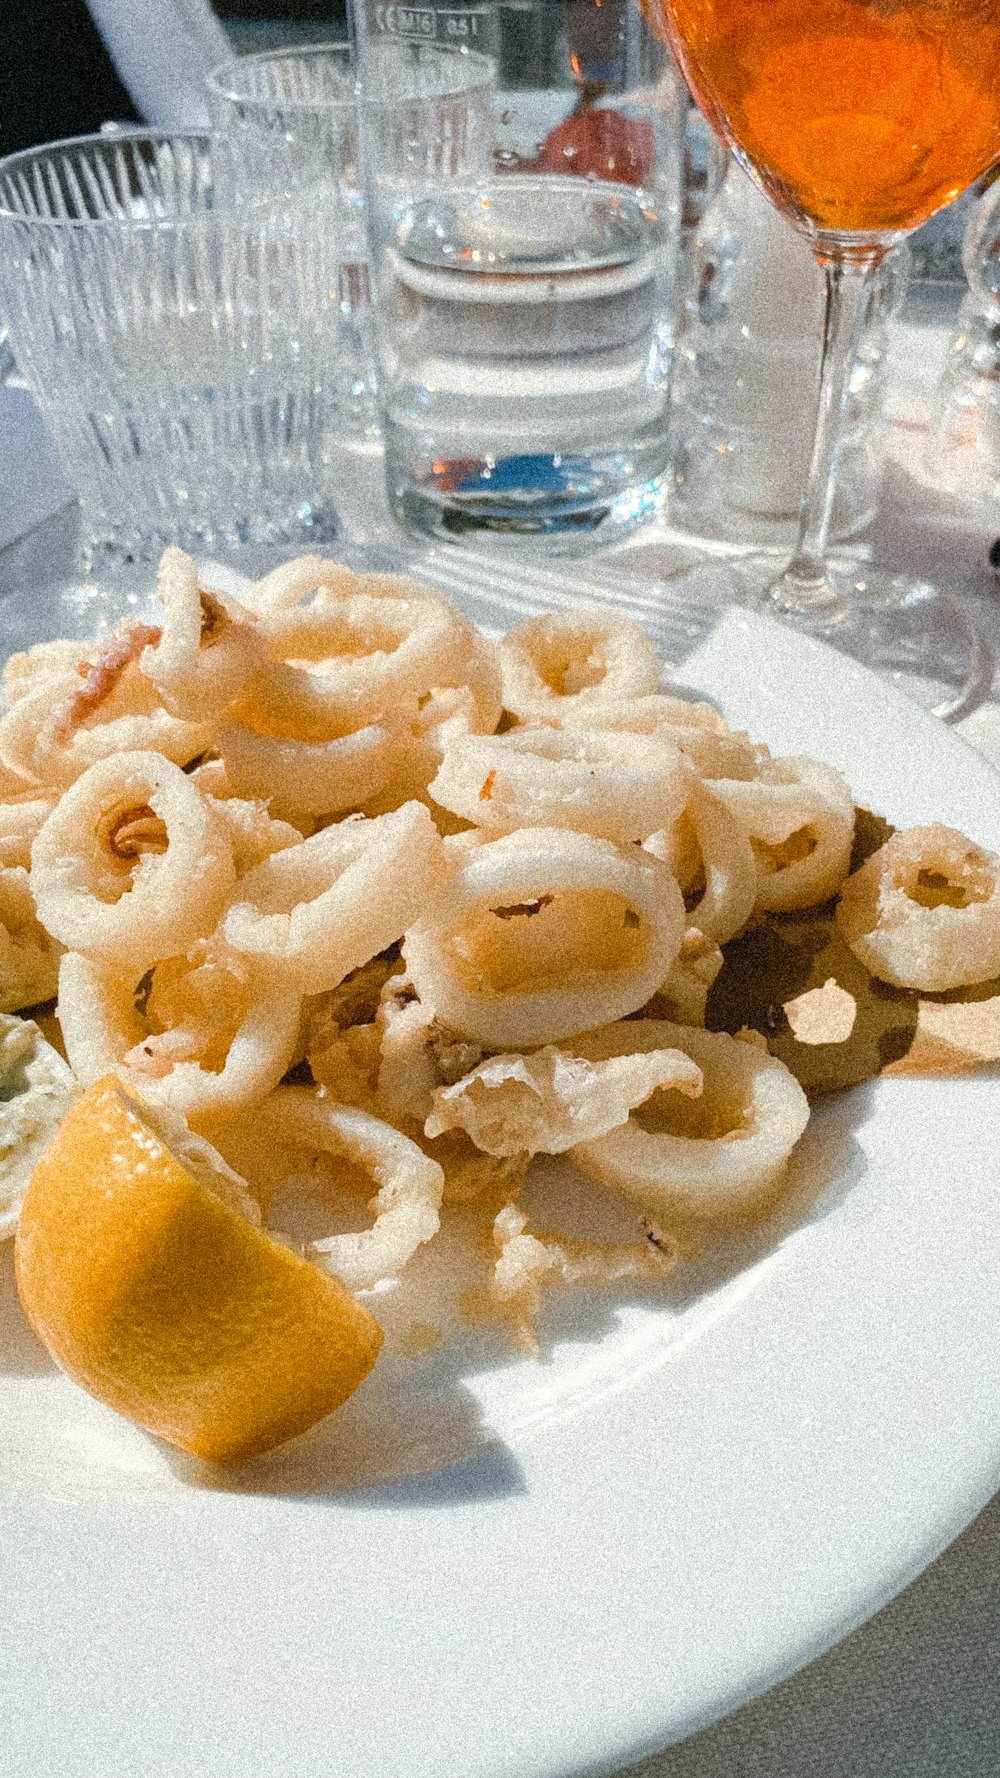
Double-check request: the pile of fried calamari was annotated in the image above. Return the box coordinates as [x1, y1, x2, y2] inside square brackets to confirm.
[0, 549, 998, 1354]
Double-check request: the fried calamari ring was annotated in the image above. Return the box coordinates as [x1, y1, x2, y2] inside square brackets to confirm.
[244, 558, 467, 620]
[449, 626, 504, 735]
[0, 793, 58, 869]
[31, 752, 235, 972]
[0, 630, 211, 789]
[429, 726, 689, 843]
[0, 867, 60, 1012]
[711, 757, 855, 913]
[563, 694, 762, 780]
[836, 824, 1000, 991]
[205, 796, 302, 876]
[684, 781, 759, 942]
[245, 589, 498, 737]
[208, 1088, 445, 1290]
[571, 1021, 810, 1221]
[3, 638, 92, 704]
[498, 611, 660, 722]
[425, 1042, 702, 1157]
[245, 597, 459, 733]
[644, 926, 724, 1027]
[645, 779, 756, 945]
[222, 802, 447, 994]
[403, 826, 685, 1047]
[645, 808, 702, 894]
[357, 682, 499, 829]
[141, 546, 264, 721]
[239, 554, 357, 617]
[57, 946, 300, 1123]
[213, 718, 399, 823]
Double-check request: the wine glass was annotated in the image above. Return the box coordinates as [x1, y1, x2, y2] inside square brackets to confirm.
[648, 0, 1000, 717]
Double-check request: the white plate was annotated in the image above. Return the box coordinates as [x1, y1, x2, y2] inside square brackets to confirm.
[2, 552, 1000, 1778]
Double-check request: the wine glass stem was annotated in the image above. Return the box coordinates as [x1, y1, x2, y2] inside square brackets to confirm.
[766, 251, 882, 624]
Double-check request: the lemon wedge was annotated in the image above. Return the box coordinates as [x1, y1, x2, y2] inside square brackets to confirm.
[15, 1075, 383, 1462]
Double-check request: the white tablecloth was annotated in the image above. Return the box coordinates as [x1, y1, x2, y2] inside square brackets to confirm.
[0, 296, 998, 1778]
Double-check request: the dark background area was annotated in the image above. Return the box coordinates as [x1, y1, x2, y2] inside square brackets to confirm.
[0, 0, 348, 156]
[2, 0, 139, 156]
[214, 0, 341, 15]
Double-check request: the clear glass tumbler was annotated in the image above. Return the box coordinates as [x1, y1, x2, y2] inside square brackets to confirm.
[206, 43, 380, 442]
[357, 19, 687, 551]
[0, 130, 344, 568]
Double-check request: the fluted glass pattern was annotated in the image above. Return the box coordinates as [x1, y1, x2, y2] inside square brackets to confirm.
[206, 44, 377, 440]
[0, 131, 344, 564]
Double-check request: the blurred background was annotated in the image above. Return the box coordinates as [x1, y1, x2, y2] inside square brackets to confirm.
[1, 0, 973, 279]
[1, 0, 348, 154]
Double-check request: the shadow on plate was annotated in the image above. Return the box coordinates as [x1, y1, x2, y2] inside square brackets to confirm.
[0, 1241, 56, 1377]
[149, 1076, 866, 1506]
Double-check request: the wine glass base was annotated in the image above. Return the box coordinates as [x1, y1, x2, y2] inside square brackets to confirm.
[733, 556, 991, 722]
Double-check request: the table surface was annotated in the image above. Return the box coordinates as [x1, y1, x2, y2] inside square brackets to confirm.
[1, 292, 998, 1778]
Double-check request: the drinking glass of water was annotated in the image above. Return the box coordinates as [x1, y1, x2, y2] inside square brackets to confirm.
[357, 13, 687, 552]
[206, 43, 380, 442]
[0, 130, 344, 569]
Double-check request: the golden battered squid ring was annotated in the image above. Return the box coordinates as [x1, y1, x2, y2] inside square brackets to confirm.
[241, 550, 486, 660]
[246, 590, 497, 737]
[243, 557, 459, 616]
[245, 597, 452, 731]
[239, 554, 357, 617]
[208, 1088, 445, 1291]
[222, 801, 447, 995]
[213, 718, 400, 824]
[570, 1020, 810, 1221]
[56, 948, 301, 1124]
[710, 756, 855, 913]
[646, 778, 756, 945]
[0, 637, 212, 790]
[428, 726, 689, 843]
[355, 573, 504, 725]
[561, 694, 762, 781]
[835, 823, 1000, 991]
[403, 826, 686, 1048]
[30, 751, 236, 972]
[204, 795, 302, 877]
[357, 667, 503, 825]
[498, 611, 661, 723]
[240, 557, 459, 618]
[140, 546, 265, 721]
[3, 638, 92, 704]
[0, 792, 58, 869]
